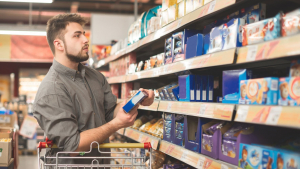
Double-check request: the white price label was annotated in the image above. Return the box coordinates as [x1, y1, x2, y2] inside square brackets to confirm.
[265, 107, 282, 125]
[20, 116, 38, 138]
[196, 156, 206, 169]
[221, 164, 229, 169]
[199, 104, 207, 115]
[207, 0, 216, 14]
[167, 103, 172, 112]
[181, 151, 188, 160]
[246, 45, 258, 61]
[236, 106, 249, 122]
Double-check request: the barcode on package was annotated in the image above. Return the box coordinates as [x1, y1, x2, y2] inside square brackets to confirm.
[271, 80, 278, 91]
[209, 91, 213, 101]
[197, 90, 201, 100]
[191, 90, 195, 100]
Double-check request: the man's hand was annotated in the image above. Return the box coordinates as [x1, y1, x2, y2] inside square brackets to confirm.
[139, 88, 154, 106]
[112, 100, 139, 129]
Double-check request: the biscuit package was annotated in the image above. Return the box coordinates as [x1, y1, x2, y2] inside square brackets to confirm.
[222, 140, 236, 158]
[239, 77, 279, 105]
[282, 9, 300, 37]
[242, 13, 281, 46]
[278, 77, 300, 106]
[202, 134, 213, 152]
[240, 3, 266, 24]
[222, 18, 246, 50]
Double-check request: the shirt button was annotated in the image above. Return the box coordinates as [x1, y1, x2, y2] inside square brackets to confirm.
[77, 71, 80, 74]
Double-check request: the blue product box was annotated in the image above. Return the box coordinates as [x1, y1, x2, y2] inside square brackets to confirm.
[238, 144, 275, 169]
[202, 75, 208, 102]
[195, 75, 202, 102]
[176, 122, 184, 131]
[123, 91, 148, 113]
[208, 24, 224, 54]
[172, 29, 199, 62]
[165, 113, 173, 121]
[207, 75, 214, 102]
[179, 75, 196, 102]
[186, 33, 204, 59]
[164, 37, 173, 64]
[172, 86, 180, 101]
[167, 85, 179, 101]
[223, 11, 240, 24]
[239, 77, 279, 105]
[273, 149, 300, 169]
[203, 34, 210, 54]
[289, 60, 300, 77]
[240, 3, 266, 24]
[222, 69, 252, 104]
[165, 127, 171, 134]
[222, 18, 246, 50]
[217, 97, 223, 102]
[278, 77, 300, 106]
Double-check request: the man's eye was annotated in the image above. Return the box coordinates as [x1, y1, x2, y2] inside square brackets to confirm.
[76, 34, 80, 37]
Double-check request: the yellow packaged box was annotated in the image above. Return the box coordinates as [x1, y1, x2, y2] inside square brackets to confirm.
[162, 0, 176, 11]
[0, 128, 12, 139]
[194, 0, 204, 10]
[0, 139, 12, 166]
[178, 0, 186, 18]
[161, 9, 169, 27]
[185, 0, 194, 14]
[168, 4, 178, 23]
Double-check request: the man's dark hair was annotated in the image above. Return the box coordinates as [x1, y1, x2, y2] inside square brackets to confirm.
[46, 13, 88, 55]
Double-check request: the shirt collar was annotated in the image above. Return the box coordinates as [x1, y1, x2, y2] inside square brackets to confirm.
[52, 59, 85, 80]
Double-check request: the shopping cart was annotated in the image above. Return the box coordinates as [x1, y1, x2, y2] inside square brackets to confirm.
[37, 137, 152, 169]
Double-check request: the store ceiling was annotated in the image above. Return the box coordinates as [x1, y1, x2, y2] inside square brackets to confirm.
[0, 0, 161, 25]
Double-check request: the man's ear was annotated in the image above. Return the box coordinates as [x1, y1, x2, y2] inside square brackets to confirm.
[53, 39, 64, 52]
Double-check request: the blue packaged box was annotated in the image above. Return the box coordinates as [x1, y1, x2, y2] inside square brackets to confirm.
[172, 29, 199, 62]
[222, 69, 252, 104]
[176, 122, 184, 131]
[167, 85, 179, 101]
[164, 37, 173, 64]
[240, 3, 266, 24]
[238, 144, 275, 169]
[208, 24, 224, 54]
[222, 18, 246, 50]
[289, 60, 300, 77]
[172, 86, 180, 101]
[207, 75, 214, 102]
[278, 77, 300, 106]
[273, 149, 300, 169]
[123, 91, 148, 113]
[186, 33, 204, 59]
[165, 120, 172, 128]
[239, 77, 279, 105]
[179, 75, 196, 102]
[223, 11, 240, 24]
[202, 76, 208, 102]
[195, 75, 202, 102]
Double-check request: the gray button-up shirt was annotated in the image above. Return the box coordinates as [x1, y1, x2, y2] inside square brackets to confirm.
[33, 59, 116, 166]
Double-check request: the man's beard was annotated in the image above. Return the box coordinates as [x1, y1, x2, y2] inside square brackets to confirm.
[65, 44, 89, 63]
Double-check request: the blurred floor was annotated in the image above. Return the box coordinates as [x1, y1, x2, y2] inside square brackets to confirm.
[18, 155, 39, 169]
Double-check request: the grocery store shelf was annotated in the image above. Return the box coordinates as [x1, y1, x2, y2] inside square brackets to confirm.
[235, 105, 300, 129]
[158, 101, 235, 121]
[107, 75, 126, 84]
[125, 48, 236, 82]
[159, 140, 237, 169]
[124, 128, 160, 150]
[99, 0, 236, 68]
[117, 99, 159, 111]
[237, 34, 300, 64]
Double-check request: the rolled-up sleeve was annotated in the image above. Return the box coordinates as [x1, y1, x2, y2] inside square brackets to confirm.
[99, 73, 117, 122]
[33, 94, 80, 152]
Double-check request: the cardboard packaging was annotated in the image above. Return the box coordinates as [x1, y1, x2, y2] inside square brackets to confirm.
[167, 85, 179, 101]
[185, 34, 204, 59]
[168, 4, 178, 23]
[178, 75, 195, 102]
[178, 0, 186, 18]
[222, 69, 252, 104]
[290, 60, 300, 77]
[163, 113, 174, 143]
[208, 24, 224, 53]
[278, 77, 300, 106]
[282, 9, 300, 37]
[222, 18, 246, 50]
[0, 158, 13, 169]
[201, 120, 222, 159]
[200, 75, 214, 102]
[123, 91, 148, 113]
[172, 29, 199, 62]
[239, 77, 279, 105]
[273, 149, 300, 169]
[242, 13, 281, 46]
[0, 129, 12, 139]
[0, 111, 15, 128]
[173, 114, 185, 146]
[0, 139, 11, 166]
[195, 75, 202, 102]
[164, 37, 173, 64]
[184, 117, 209, 152]
[240, 3, 266, 24]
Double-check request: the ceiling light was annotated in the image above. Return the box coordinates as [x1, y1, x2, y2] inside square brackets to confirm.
[0, 30, 46, 36]
[0, 0, 53, 3]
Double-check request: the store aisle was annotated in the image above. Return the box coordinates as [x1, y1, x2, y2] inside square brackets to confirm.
[19, 156, 38, 169]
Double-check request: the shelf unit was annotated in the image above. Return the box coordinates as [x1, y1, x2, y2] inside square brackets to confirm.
[117, 127, 237, 169]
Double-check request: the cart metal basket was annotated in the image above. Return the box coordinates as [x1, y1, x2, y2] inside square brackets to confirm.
[37, 137, 152, 169]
